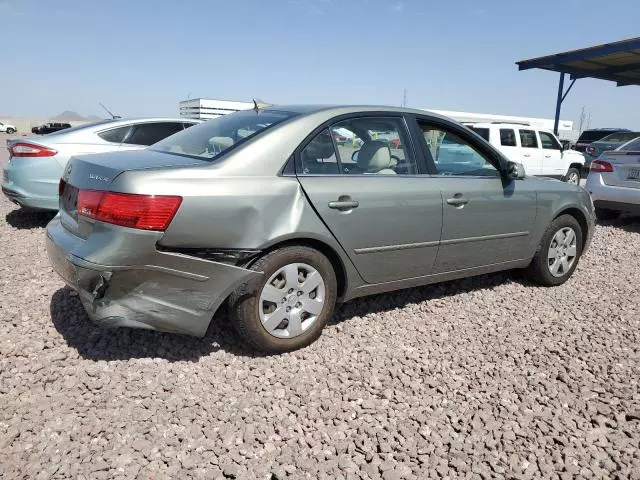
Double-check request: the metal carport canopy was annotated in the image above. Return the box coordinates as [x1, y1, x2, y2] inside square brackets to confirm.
[516, 37, 640, 135]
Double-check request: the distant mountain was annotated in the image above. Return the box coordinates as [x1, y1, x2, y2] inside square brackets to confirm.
[51, 110, 87, 121]
[86, 115, 104, 121]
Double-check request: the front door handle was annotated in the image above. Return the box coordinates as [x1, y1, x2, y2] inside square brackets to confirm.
[446, 194, 469, 208]
[328, 196, 359, 211]
[523, 153, 532, 157]
[544, 154, 551, 158]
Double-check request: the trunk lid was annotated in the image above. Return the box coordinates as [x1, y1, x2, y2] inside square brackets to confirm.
[599, 151, 640, 189]
[60, 149, 207, 238]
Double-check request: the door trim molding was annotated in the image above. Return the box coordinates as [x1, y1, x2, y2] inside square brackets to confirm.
[439, 231, 529, 246]
[354, 240, 440, 254]
[354, 231, 529, 254]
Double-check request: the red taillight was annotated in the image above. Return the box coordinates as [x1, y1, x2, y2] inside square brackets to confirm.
[10, 142, 57, 157]
[590, 160, 614, 173]
[77, 190, 182, 231]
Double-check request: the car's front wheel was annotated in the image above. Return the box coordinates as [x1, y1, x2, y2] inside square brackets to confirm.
[6, 128, 15, 134]
[230, 246, 337, 353]
[525, 214, 583, 286]
[564, 167, 581, 185]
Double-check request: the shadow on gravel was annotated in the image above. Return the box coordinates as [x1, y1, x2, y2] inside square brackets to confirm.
[597, 215, 640, 233]
[50, 286, 263, 361]
[5, 208, 56, 229]
[331, 270, 526, 325]
[51, 271, 525, 360]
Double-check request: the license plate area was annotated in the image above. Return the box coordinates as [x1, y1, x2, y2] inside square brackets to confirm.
[628, 168, 640, 180]
[61, 183, 79, 214]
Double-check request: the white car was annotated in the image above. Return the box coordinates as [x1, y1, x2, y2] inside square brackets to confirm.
[0, 122, 17, 134]
[585, 136, 640, 221]
[465, 122, 585, 184]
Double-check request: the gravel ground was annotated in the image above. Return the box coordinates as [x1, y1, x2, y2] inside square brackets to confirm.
[1, 135, 639, 479]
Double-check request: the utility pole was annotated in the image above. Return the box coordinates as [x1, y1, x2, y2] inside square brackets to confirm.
[578, 106, 586, 133]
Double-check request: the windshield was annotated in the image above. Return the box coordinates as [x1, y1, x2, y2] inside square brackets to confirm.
[599, 132, 639, 143]
[151, 109, 296, 160]
[577, 130, 618, 143]
[618, 137, 640, 152]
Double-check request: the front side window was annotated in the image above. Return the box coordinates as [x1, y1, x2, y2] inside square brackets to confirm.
[299, 116, 417, 175]
[500, 129, 517, 147]
[538, 131, 562, 150]
[519, 129, 538, 148]
[151, 110, 295, 160]
[420, 125, 500, 177]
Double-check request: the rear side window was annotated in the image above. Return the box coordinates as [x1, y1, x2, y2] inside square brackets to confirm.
[519, 129, 538, 148]
[500, 129, 517, 147]
[183, 122, 198, 130]
[468, 127, 489, 141]
[125, 122, 185, 146]
[300, 129, 340, 174]
[619, 137, 640, 152]
[98, 126, 130, 144]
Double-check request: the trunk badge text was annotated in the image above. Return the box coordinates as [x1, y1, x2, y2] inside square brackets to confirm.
[89, 173, 110, 182]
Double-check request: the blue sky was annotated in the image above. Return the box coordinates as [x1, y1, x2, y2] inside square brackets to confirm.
[0, 0, 638, 128]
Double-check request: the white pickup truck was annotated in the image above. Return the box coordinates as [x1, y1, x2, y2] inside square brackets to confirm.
[465, 122, 585, 184]
[0, 122, 17, 134]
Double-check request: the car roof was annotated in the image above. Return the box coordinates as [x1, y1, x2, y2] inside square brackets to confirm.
[464, 121, 545, 130]
[263, 104, 454, 122]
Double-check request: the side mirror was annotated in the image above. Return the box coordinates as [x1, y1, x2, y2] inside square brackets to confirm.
[351, 150, 360, 162]
[506, 161, 526, 180]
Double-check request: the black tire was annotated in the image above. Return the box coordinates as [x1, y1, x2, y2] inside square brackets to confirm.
[525, 214, 583, 287]
[229, 246, 337, 353]
[6, 128, 15, 134]
[595, 207, 620, 222]
[564, 167, 581, 185]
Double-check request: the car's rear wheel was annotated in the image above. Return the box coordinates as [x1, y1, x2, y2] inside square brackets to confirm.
[229, 246, 337, 353]
[525, 214, 583, 286]
[6, 128, 15, 134]
[595, 207, 620, 222]
[564, 167, 581, 185]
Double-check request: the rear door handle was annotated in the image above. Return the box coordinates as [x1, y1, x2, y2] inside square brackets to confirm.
[523, 153, 531, 157]
[544, 154, 551, 158]
[446, 194, 469, 208]
[328, 197, 359, 211]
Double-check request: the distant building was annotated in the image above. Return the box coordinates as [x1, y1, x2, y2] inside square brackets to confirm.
[179, 98, 254, 119]
[178, 98, 577, 140]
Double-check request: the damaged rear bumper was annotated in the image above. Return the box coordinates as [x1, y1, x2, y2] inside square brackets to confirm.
[46, 216, 261, 337]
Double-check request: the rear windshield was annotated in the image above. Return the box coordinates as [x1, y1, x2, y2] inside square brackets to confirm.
[150, 109, 296, 160]
[468, 127, 490, 141]
[618, 137, 640, 152]
[577, 130, 624, 143]
[598, 132, 640, 143]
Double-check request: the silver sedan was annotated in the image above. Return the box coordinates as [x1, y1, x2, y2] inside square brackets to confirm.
[46, 105, 595, 352]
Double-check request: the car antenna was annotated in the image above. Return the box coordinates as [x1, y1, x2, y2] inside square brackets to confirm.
[99, 101, 121, 119]
[252, 98, 271, 113]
